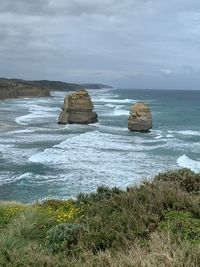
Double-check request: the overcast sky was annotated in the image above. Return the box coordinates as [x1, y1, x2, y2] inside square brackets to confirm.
[0, 0, 200, 89]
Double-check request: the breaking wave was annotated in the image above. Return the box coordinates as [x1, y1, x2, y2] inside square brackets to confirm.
[177, 155, 200, 173]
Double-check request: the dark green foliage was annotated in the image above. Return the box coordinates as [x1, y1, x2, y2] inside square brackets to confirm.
[154, 168, 200, 194]
[76, 186, 123, 204]
[159, 210, 200, 244]
[78, 181, 199, 252]
[47, 223, 83, 254]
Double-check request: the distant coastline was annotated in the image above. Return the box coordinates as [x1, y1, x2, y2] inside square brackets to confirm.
[0, 78, 113, 100]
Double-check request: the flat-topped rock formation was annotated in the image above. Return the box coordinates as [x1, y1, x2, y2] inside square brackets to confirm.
[128, 102, 152, 132]
[0, 81, 50, 99]
[58, 90, 98, 124]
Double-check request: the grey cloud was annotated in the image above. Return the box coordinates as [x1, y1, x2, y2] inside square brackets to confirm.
[0, 0, 49, 15]
[0, 0, 151, 17]
[0, 0, 200, 89]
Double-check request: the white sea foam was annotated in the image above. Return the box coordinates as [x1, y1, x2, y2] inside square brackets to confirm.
[0, 172, 16, 185]
[155, 135, 163, 139]
[166, 134, 174, 138]
[104, 104, 116, 108]
[29, 130, 167, 168]
[0, 172, 57, 185]
[168, 130, 200, 136]
[103, 105, 129, 117]
[15, 113, 56, 125]
[12, 129, 36, 134]
[14, 172, 33, 181]
[96, 98, 135, 104]
[177, 155, 200, 173]
[155, 134, 173, 140]
[28, 129, 168, 190]
[98, 125, 128, 132]
[113, 106, 129, 116]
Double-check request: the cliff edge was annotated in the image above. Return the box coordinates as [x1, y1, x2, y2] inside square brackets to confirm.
[0, 81, 50, 99]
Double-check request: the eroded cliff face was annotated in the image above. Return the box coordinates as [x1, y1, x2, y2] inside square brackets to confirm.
[0, 82, 50, 99]
[128, 102, 152, 132]
[58, 90, 98, 124]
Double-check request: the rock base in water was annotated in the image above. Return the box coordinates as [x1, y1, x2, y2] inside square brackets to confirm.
[58, 90, 98, 124]
[128, 102, 152, 132]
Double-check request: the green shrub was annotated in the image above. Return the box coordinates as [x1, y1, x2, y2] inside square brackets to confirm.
[159, 210, 200, 244]
[154, 168, 200, 194]
[76, 186, 123, 204]
[78, 182, 200, 252]
[47, 223, 84, 254]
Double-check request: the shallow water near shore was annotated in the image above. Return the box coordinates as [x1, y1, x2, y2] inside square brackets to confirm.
[0, 89, 200, 202]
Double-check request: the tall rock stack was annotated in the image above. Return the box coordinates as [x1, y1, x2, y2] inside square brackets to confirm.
[128, 102, 152, 132]
[58, 90, 98, 124]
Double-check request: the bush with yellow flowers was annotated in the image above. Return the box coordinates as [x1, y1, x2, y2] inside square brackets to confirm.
[0, 204, 27, 226]
[36, 199, 83, 224]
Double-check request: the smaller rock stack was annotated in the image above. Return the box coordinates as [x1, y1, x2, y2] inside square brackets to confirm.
[128, 102, 152, 132]
[58, 90, 98, 124]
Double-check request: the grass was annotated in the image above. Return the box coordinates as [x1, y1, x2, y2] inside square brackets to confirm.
[0, 168, 200, 266]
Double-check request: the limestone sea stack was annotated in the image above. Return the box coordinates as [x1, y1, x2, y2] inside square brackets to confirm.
[58, 90, 98, 124]
[128, 102, 152, 132]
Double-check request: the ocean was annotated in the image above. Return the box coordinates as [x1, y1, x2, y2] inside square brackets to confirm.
[0, 89, 200, 202]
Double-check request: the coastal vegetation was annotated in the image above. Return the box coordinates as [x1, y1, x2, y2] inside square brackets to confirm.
[0, 168, 200, 266]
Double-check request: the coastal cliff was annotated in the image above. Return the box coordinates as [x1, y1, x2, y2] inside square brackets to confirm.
[0, 81, 50, 99]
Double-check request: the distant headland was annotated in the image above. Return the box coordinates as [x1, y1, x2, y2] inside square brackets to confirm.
[0, 78, 113, 99]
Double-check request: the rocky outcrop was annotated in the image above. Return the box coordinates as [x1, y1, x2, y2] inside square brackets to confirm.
[0, 81, 50, 99]
[128, 102, 152, 132]
[58, 90, 98, 124]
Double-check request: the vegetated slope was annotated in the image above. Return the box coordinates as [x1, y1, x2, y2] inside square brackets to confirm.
[0, 168, 200, 266]
[0, 78, 83, 92]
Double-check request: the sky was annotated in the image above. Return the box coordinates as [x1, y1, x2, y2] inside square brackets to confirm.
[0, 0, 200, 89]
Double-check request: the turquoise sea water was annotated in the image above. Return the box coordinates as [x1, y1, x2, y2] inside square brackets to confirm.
[0, 89, 200, 202]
